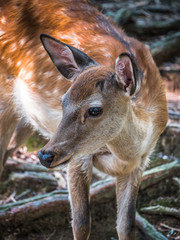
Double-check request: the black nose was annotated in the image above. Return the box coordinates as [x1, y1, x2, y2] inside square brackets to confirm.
[38, 150, 55, 168]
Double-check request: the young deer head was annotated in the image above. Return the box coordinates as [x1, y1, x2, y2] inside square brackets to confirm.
[38, 34, 141, 169]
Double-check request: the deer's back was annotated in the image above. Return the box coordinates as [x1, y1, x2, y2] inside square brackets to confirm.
[0, 0, 167, 136]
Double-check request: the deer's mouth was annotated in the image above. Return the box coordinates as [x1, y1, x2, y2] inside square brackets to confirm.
[49, 154, 73, 170]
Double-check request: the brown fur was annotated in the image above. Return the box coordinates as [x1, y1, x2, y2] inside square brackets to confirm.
[69, 67, 114, 102]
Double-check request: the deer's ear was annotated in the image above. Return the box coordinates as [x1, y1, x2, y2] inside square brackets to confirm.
[40, 34, 98, 80]
[115, 53, 141, 96]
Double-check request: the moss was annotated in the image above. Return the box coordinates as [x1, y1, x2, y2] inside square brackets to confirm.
[150, 196, 180, 208]
[24, 132, 47, 152]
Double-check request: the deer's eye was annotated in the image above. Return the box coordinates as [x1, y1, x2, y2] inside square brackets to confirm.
[88, 107, 103, 117]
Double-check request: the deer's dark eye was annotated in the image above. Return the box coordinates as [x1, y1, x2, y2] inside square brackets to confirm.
[88, 107, 103, 117]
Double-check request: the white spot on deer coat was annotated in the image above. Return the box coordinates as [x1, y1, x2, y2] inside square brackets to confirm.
[10, 43, 17, 52]
[1, 16, 6, 24]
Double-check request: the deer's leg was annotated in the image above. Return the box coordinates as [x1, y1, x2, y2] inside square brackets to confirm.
[0, 104, 18, 178]
[3, 117, 33, 164]
[67, 156, 93, 240]
[116, 167, 143, 240]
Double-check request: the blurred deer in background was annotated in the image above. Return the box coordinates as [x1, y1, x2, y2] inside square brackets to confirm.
[0, 0, 168, 239]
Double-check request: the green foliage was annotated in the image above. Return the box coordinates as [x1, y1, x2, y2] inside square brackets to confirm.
[24, 132, 47, 152]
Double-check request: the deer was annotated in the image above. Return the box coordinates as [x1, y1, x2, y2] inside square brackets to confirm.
[0, 0, 168, 239]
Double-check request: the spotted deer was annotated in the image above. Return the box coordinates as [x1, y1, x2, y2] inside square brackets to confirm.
[0, 0, 168, 239]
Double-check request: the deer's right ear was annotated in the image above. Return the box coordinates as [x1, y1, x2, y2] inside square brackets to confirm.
[115, 53, 142, 97]
[40, 34, 98, 80]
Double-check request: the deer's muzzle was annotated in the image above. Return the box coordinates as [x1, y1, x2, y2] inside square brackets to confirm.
[38, 150, 55, 168]
[38, 148, 73, 169]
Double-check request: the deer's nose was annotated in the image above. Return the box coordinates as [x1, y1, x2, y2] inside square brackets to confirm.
[38, 150, 55, 168]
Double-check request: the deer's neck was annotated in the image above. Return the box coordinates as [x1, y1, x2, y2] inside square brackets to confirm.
[107, 104, 155, 172]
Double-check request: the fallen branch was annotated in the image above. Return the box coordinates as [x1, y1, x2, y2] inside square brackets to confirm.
[1, 160, 178, 222]
[159, 223, 180, 233]
[159, 65, 180, 73]
[168, 110, 180, 120]
[4, 158, 48, 173]
[0, 174, 178, 238]
[143, 5, 180, 13]
[150, 31, 180, 66]
[0, 179, 116, 227]
[140, 160, 180, 190]
[148, 155, 174, 169]
[0, 189, 68, 212]
[0, 177, 118, 239]
[148, 196, 179, 208]
[125, 19, 180, 37]
[157, 124, 180, 157]
[114, 8, 145, 26]
[136, 212, 168, 240]
[0, 193, 69, 227]
[0, 191, 16, 205]
[15, 189, 31, 201]
[101, 2, 148, 12]
[90, 177, 115, 202]
[140, 205, 180, 219]
[172, 177, 180, 188]
[0, 171, 58, 194]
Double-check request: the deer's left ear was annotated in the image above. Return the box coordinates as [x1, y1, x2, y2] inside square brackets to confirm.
[40, 34, 98, 80]
[115, 53, 141, 96]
